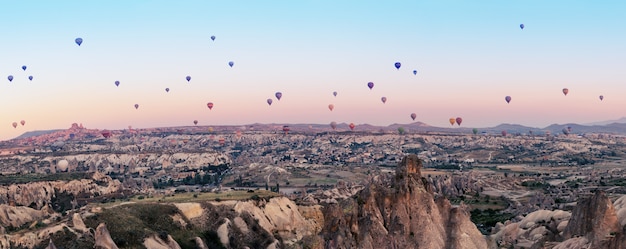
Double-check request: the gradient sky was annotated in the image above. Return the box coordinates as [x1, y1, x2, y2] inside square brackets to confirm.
[1, 1, 625, 140]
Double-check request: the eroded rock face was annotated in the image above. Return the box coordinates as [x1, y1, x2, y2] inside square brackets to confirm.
[319, 154, 487, 249]
[94, 223, 119, 249]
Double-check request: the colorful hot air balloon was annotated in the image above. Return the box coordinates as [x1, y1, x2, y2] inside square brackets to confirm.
[282, 125, 290, 134]
[12, 122, 18, 128]
[449, 118, 456, 126]
[101, 131, 112, 138]
[562, 88, 569, 96]
[349, 123, 355, 131]
[381, 97, 387, 104]
[410, 113, 417, 121]
[20, 120, 25, 126]
[520, 24, 525, 30]
[394, 62, 401, 70]
[275, 92, 282, 100]
[501, 130, 507, 136]
[330, 121, 337, 130]
[413, 70, 417, 75]
[333, 91, 337, 97]
[193, 120, 198, 125]
[134, 104, 139, 109]
[267, 99, 273, 106]
[115, 81, 120, 87]
[211, 35, 216, 41]
[165, 88, 170, 92]
[186, 76, 191, 82]
[207, 102, 214, 110]
[8, 75, 13, 82]
[599, 95, 604, 101]
[328, 104, 334, 111]
[28, 76, 33, 81]
[21, 65, 27, 71]
[505, 96, 512, 103]
[456, 117, 463, 126]
[367, 82, 374, 90]
[75, 38, 83, 46]
[473, 128, 478, 135]
[228, 61, 234, 67]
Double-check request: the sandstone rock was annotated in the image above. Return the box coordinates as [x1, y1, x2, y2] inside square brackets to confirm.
[217, 218, 231, 247]
[563, 191, 620, 244]
[45, 239, 57, 249]
[193, 236, 208, 249]
[173, 202, 203, 220]
[94, 223, 119, 249]
[0, 204, 49, 228]
[143, 234, 181, 249]
[71, 213, 88, 233]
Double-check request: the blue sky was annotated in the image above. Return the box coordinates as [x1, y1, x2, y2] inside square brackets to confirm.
[1, 1, 625, 139]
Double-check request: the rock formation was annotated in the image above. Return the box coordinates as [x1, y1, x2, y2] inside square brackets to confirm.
[94, 223, 119, 249]
[319, 154, 487, 249]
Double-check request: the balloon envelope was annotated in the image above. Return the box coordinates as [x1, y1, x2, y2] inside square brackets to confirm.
[394, 62, 401, 70]
[22, 65, 27, 71]
[12, 122, 17, 128]
[449, 118, 456, 126]
[349, 123, 355, 131]
[410, 113, 417, 121]
[330, 121, 337, 130]
[75, 38, 83, 46]
[599, 95, 604, 101]
[413, 70, 417, 75]
[505, 96, 512, 103]
[211, 35, 216, 41]
[134, 104, 139, 109]
[165, 88, 169, 92]
[473, 128, 478, 135]
[7, 75, 13, 82]
[20, 120, 25, 126]
[520, 24, 524, 29]
[207, 102, 214, 110]
[502, 130, 507, 136]
[267, 98, 273, 106]
[193, 120, 198, 125]
[381, 97, 387, 103]
[562, 88, 569, 96]
[328, 104, 334, 111]
[28, 76, 33, 81]
[228, 61, 234, 67]
[275, 92, 282, 100]
[115, 81, 120, 87]
[367, 82, 374, 89]
[456, 117, 463, 126]
[186, 76, 191, 82]
[333, 91, 337, 97]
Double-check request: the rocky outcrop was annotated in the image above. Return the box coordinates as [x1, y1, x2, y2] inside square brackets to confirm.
[561, 191, 624, 248]
[0, 204, 50, 228]
[44, 239, 57, 249]
[71, 212, 88, 233]
[94, 223, 119, 249]
[489, 209, 571, 248]
[143, 234, 182, 249]
[319, 154, 487, 249]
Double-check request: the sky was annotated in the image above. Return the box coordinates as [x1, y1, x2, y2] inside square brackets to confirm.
[1, 1, 625, 140]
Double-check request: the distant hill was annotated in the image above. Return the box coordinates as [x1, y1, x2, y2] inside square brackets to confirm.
[584, 117, 626, 126]
[14, 129, 63, 140]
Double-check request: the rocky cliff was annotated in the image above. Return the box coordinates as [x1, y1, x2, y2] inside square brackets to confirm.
[319, 154, 487, 249]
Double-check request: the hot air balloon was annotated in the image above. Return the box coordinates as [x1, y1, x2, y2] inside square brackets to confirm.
[282, 125, 290, 134]
[381, 97, 387, 104]
[330, 121, 337, 130]
[505, 96, 512, 103]
[207, 102, 214, 110]
[449, 118, 456, 126]
[501, 130, 507, 136]
[367, 82, 374, 90]
[101, 131, 112, 138]
[394, 62, 401, 70]
[165, 88, 170, 92]
[328, 104, 334, 111]
[410, 113, 417, 121]
[333, 91, 337, 97]
[267, 99, 273, 106]
[75, 38, 83, 46]
[275, 92, 282, 100]
[20, 120, 25, 126]
[228, 61, 234, 67]
[115, 81, 120, 87]
[193, 120, 198, 125]
[28, 76, 33, 81]
[473, 128, 478, 135]
[413, 70, 417, 75]
[456, 117, 463, 126]
[8, 75, 13, 82]
[211, 35, 216, 41]
[12, 122, 17, 128]
[599, 95, 604, 101]
[186, 76, 191, 82]
[134, 104, 139, 109]
[562, 88, 569, 96]
[349, 123, 355, 131]
[22, 65, 27, 71]
[520, 24, 525, 30]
